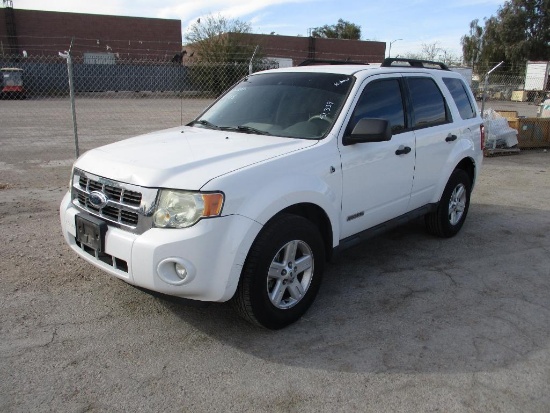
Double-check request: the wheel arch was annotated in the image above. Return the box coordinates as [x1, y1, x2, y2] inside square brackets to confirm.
[455, 156, 476, 188]
[433, 141, 480, 204]
[274, 203, 334, 262]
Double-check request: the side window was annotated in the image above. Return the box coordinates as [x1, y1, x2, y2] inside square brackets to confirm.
[348, 79, 405, 134]
[407, 77, 449, 128]
[443, 77, 476, 119]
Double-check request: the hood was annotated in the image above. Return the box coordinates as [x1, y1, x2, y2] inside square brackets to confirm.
[74, 126, 317, 189]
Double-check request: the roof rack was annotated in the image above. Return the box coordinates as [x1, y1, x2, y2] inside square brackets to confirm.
[381, 58, 450, 71]
[298, 59, 369, 66]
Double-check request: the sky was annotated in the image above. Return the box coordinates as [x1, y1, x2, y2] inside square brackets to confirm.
[11, 0, 505, 59]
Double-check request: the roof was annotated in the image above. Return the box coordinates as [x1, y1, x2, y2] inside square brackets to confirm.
[258, 65, 460, 78]
[256, 58, 459, 77]
[260, 65, 374, 76]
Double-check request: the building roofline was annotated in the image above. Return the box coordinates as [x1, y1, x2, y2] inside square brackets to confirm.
[8, 8, 181, 23]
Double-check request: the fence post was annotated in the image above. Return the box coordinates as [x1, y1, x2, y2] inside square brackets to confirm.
[480, 61, 504, 116]
[67, 53, 80, 158]
[249, 45, 259, 75]
[480, 61, 504, 150]
[59, 39, 80, 158]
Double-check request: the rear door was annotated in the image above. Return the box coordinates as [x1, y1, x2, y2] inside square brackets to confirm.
[405, 75, 458, 210]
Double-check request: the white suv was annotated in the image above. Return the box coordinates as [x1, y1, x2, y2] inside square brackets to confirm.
[60, 58, 484, 329]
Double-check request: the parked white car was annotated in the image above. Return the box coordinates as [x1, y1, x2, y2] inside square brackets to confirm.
[60, 58, 484, 329]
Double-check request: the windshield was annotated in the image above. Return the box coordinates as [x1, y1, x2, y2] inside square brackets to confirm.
[191, 72, 354, 139]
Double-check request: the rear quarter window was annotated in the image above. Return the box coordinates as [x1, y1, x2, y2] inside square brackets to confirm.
[443, 77, 476, 119]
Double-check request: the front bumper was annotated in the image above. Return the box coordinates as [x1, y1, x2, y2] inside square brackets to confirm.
[60, 192, 262, 301]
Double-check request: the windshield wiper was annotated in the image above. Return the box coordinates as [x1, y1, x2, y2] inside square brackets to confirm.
[188, 119, 221, 130]
[189, 121, 271, 135]
[221, 125, 271, 135]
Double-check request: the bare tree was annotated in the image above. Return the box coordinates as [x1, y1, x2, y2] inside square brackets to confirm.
[400, 42, 461, 65]
[421, 42, 443, 61]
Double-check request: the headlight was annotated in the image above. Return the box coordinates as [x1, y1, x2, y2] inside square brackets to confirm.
[153, 190, 224, 228]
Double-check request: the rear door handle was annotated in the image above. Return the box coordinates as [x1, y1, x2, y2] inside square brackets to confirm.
[445, 134, 457, 142]
[395, 145, 411, 155]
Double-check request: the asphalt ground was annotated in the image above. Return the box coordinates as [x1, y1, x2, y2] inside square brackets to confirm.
[1, 98, 549, 412]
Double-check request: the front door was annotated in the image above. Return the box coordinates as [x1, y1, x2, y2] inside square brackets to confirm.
[338, 75, 415, 239]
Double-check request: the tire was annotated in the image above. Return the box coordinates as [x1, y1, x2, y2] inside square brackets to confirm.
[232, 214, 325, 329]
[425, 169, 471, 238]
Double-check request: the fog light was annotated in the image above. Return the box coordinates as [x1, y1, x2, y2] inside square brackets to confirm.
[175, 263, 187, 280]
[157, 258, 196, 286]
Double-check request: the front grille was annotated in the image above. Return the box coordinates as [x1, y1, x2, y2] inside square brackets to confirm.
[80, 174, 143, 207]
[78, 175, 140, 225]
[72, 169, 158, 234]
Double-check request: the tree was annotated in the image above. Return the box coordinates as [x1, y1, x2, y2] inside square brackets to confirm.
[421, 42, 443, 61]
[461, 0, 550, 72]
[184, 14, 260, 96]
[401, 42, 462, 65]
[461, 19, 483, 68]
[478, 16, 507, 67]
[184, 14, 254, 63]
[311, 19, 361, 40]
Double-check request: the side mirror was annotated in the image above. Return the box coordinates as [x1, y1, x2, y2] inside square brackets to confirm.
[342, 118, 392, 146]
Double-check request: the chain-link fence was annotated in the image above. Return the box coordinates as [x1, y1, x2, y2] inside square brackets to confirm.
[474, 64, 550, 152]
[1, 54, 549, 162]
[0, 54, 278, 98]
[475, 63, 549, 104]
[0, 53, 280, 160]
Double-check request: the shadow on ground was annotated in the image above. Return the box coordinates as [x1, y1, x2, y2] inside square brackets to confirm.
[149, 204, 550, 374]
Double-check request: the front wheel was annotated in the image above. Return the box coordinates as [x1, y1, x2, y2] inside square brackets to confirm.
[232, 214, 325, 329]
[425, 169, 471, 238]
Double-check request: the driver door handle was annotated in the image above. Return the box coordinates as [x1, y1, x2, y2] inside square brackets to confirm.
[395, 145, 411, 155]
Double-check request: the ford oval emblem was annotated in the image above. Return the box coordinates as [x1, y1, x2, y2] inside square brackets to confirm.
[89, 191, 108, 208]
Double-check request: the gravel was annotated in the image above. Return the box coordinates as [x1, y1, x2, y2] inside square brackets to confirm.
[1, 98, 549, 412]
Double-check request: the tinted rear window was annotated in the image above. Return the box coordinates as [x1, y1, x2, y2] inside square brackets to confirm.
[443, 77, 476, 119]
[407, 77, 449, 128]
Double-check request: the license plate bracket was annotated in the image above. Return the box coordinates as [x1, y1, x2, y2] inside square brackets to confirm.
[75, 215, 107, 252]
